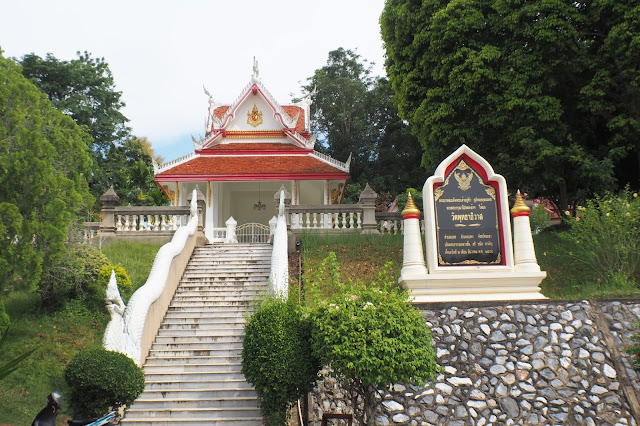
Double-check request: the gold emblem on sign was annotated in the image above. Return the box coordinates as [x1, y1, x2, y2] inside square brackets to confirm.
[247, 104, 263, 127]
[454, 160, 473, 191]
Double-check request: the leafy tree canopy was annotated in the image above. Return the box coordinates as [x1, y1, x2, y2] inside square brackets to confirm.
[381, 0, 640, 212]
[301, 48, 424, 198]
[20, 51, 129, 156]
[0, 50, 92, 316]
[19, 52, 166, 209]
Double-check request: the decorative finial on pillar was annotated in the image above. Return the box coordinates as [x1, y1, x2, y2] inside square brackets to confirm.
[402, 192, 421, 218]
[511, 190, 530, 216]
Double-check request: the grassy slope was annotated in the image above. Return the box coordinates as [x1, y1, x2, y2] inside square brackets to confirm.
[0, 241, 162, 426]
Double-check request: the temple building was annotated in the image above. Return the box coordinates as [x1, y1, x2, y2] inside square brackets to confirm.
[153, 60, 350, 242]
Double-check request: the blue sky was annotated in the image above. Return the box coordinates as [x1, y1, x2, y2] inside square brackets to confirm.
[1, 0, 387, 162]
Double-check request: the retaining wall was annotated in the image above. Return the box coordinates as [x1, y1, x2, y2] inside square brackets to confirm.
[308, 300, 640, 425]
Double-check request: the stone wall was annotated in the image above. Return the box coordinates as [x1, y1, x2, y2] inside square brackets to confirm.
[308, 300, 640, 425]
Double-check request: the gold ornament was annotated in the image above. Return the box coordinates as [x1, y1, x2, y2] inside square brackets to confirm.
[510, 190, 531, 215]
[247, 104, 263, 127]
[402, 192, 421, 217]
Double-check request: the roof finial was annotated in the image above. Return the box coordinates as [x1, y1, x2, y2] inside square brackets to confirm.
[203, 85, 215, 133]
[251, 57, 260, 83]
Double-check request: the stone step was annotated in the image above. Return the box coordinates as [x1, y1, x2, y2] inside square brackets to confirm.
[174, 289, 264, 296]
[145, 370, 247, 382]
[167, 303, 254, 311]
[129, 396, 257, 410]
[164, 310, 251, 319]
[143, 362, 242, 374]
[159, 320, 246, 328]
[162, 311, 248, 320]
[181, 271, 269, 278]
[157, 326, 245, 335]
[170, 296, 261, 302]
[135, 388, 257, 400]
[154, 335, 244, 345]
[121, 418, 262, 425]
[147, 345, 243, 357]
[123, 407, 261, 420]
[145, 378, 252, 391]
[144, 355, 242, 366]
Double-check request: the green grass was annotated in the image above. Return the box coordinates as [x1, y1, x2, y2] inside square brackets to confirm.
[101, 241, 164, 293]
[301, 232, 404, 302]
[0, 241, 163, 425]
[535, 229, 640, 299]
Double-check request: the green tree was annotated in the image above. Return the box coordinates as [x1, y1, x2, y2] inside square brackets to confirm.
[241, 297, 319, 425]
[0, 51, 92, 313]
[308, 255, 439, 425]
[302, 48, 424, 195]
[20, 52, 129, 155]
[381, 0, 639, 212]
[19, 52, 167, 208]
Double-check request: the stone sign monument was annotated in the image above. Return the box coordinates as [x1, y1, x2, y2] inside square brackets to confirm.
[399, 145, 546, 302]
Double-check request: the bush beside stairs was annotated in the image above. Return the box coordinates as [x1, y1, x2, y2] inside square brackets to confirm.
[120, 243, 272, 425]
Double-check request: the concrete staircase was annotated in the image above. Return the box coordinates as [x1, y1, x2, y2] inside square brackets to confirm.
[121, 243, 272, 425]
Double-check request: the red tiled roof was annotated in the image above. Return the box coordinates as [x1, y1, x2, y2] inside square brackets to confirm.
[282, 105, 305, 134]
[204, 143, 309, 151]
[213, 106, 229, 119]
[156, 155, 347, 180]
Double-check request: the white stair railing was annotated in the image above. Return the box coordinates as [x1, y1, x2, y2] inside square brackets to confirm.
[103, 189, 200, 365]
[269, 190, 289, 299]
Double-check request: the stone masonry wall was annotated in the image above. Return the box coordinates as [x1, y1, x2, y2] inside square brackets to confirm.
[308, 300, 640, 425]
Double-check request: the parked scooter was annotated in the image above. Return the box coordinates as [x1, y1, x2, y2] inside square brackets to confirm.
[31, 392, 119, 426]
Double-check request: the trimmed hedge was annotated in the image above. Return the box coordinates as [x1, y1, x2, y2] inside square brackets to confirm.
[64, 348, 144, 417]
[241, 298, 320, 426]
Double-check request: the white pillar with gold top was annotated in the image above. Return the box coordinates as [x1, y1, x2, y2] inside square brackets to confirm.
[399, 193, 429, 287]
[511, 190, 541, 272]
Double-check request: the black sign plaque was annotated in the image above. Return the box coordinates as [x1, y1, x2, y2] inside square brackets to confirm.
[434, 159, 502, 266]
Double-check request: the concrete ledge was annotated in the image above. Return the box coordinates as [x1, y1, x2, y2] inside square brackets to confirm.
[403, 271, 547, 303]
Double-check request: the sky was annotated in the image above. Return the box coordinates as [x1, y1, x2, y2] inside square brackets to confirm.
[0, 0, 388, 162]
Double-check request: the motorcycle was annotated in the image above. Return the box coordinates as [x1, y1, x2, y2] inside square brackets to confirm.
[31, 392, 119, 426]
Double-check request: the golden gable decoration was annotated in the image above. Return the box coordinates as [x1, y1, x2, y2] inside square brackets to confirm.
[247, 104, 263, 127]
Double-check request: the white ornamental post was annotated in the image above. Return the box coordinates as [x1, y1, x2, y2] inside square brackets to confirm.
[225, 216, 238, 243]
[400, 193, 429, 283]
[511, 190, 541, 272]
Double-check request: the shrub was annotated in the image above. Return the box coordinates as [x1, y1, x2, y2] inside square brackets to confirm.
[561, 188, 640, 291]
[94, 264, 133, 300]
[530, 203, 551, 234]
[309, 255, 440, 425]
[39, 244, 110, 308]
[241, 297, 320, 426]
[64, 348, 144, 417]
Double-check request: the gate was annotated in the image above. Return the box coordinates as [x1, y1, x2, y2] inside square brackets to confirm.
[236, 223, 271, 243]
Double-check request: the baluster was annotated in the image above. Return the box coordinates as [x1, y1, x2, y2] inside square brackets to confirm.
[312, 213, 318, 228]
[154, 214, 160, 231]
[341, 212, 347, 229]
[116, 215, 123, 231]
[393, 220, 398, 235]
[349, 212, 354, 229]
[124, 215, 131, 231]
[357, 212, 362, 228]
[159, 215, 166, 231]
[305, 213, 311, 229]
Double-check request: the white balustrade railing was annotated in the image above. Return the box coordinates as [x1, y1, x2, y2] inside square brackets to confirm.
[289, 205, 363, 231]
